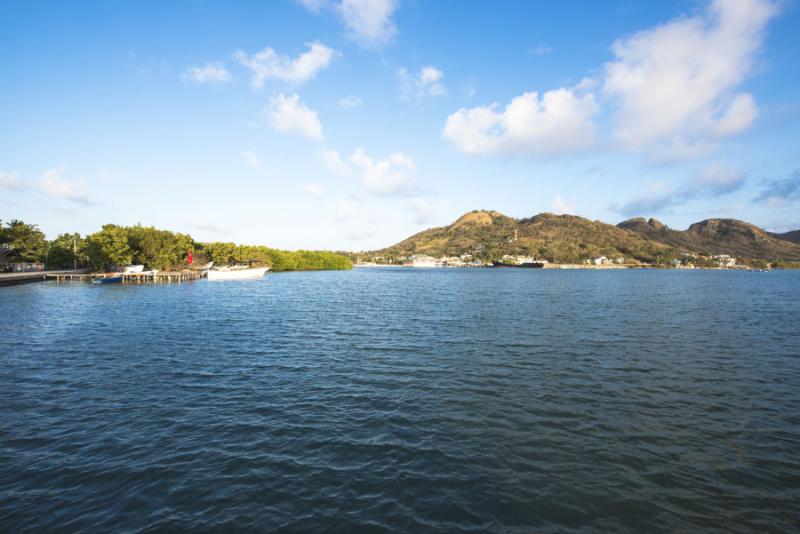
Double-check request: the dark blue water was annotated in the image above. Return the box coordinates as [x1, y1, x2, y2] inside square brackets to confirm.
[2, 268, 799, 532]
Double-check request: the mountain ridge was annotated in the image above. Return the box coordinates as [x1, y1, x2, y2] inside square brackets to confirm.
[370, 210, 800, 263]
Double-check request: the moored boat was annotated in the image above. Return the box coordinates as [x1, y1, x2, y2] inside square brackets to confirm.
[492, 260, 546, 268]
[92, 274, 123, 284]
[207, 265, 269, 280]
[122, 265, 145, 274]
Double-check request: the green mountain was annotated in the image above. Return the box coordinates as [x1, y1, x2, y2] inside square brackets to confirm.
[769, 229, 800, 245]
[619, 217, 800, 260]
[378, 210, 669, 263]
[372, 210, 800, 263]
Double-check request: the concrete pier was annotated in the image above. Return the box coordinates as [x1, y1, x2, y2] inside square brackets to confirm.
[0, 269, 91, 287]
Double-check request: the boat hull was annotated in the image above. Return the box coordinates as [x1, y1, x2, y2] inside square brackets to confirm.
[492, 261, 545, 268]
[207, 267, 269, 280]
[93, 276, 123, 284]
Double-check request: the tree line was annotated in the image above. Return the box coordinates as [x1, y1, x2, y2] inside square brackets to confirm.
[0, 220, 351, 272]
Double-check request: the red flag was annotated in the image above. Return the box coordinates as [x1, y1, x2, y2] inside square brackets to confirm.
[187, 250, 193, 265]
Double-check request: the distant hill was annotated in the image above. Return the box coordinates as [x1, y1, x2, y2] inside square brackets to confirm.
[378, 210, 669, 263]
[619, 217, 800, 260]
[372, 210, 800, 263]
[769, 229, 800, 245]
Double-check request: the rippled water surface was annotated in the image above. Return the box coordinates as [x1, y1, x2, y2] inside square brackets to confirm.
[2, 268, 800, 532]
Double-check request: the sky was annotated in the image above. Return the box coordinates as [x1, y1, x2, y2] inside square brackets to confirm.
[1, 0, 799, 251]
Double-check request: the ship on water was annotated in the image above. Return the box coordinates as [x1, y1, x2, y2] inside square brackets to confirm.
[492, 255, 548, 268]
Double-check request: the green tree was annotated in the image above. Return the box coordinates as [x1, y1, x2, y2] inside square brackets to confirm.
[0, 219, 47, 261]
[47, 233, 88, 269]
[86, 224, 133, 270]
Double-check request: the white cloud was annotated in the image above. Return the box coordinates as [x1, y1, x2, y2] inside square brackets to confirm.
[234, 42, 336, 89]
[443, 88, 598, 156]
[551, 194, 575, 215]
[241, 149, 262, 169]
[296, 0, 328, 13]
[603, 0, 777, 153]
[350, 148, 415, 195]
[754, 169, 800, 206]
[0, 171, 21, 190]
[713, 92, 758, 137]
[39, 168, 93, 205]
[339, 94, 363, 108]
[319, 148, 351, 175]
[266, 93, 323, 140]
[407, 197, 449, 225]
[617, 162, 745, 216]
[463, 79, 477, 99]
[181, 62, 232, 84]
[338, 0, 398, 47]
[303, 183, 326, 196]
[399, 66, 447, 100]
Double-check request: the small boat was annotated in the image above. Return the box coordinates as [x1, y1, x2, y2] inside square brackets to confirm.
[207, 265, 269, 280]
[92, 274, 123, 284]
[122, 265, 145, 274]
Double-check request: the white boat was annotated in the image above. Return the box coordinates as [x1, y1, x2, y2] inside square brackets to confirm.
[207, 265, 269, 280]
[122, 265, 145, 274]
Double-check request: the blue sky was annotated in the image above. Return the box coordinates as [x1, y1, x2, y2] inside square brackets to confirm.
[2, 0, 799, 250]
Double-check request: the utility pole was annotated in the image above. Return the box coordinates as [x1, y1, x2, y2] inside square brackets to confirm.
[73, 235, 77, 270]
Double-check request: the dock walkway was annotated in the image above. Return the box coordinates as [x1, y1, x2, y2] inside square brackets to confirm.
[51, 271, 206, 283]
[0, 269, 91, 287]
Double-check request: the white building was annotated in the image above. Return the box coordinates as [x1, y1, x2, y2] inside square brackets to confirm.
[712, 254, 736, 268]
[407, 255, 437, 268]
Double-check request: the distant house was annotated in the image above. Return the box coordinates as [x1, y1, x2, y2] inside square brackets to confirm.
[592, 256, 609, 265]
[712, 254, 736, 268]
[0, 246, 44, 272]
[404, 254, 437, 268]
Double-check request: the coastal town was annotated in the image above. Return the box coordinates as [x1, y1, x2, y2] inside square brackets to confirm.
[355, 252, 745, 269]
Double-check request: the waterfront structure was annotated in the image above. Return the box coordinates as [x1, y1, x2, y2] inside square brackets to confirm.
[405, 255, 437, 268]
[712, 255, 736, 268]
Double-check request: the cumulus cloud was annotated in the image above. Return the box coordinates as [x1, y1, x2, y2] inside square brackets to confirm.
[603, 0, 777, 155]
[617, 162, 745, 216]
[241, 149, 262, 169]
[551, 194, 575, 215]
[338, 0, 398, 47]
[298, 0, 398, 48]
[753, 169, 800, 206]
[319, 149, 351, 175]
[303, 183, 326, 197]
[339, 94, 363, 108]
[0, 171, 21, 190]
[443, 87, 598, 156]
[296, 0, 328, 13]
[265, 93, 323, 140]
[39, 168, 93, 205]
[234, 42, 336, 89]
[399, 66, 447, 100]
[181, 62, 232, 84]
[350, 148, 415, 195]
